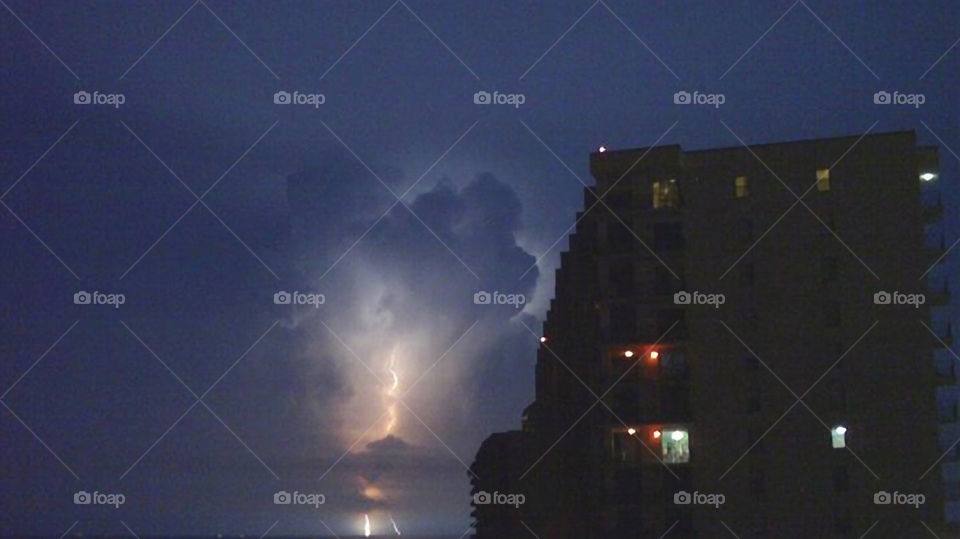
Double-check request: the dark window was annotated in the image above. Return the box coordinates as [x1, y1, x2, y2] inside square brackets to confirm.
[824, 301, 841, 326]
[612, 431, 639, 464]
[747, 386, 762, 413]
[822, 256, 838, 283]
[749, 466, 765, 500]
[827, 380, 846, 412]
[657, 309, 687, 339]
[613, 388, 640, 422]
[607, 222, 633, 253]
[740, 262, 755, 286]
[738, 218, 753, 242]
[654, 266, 683, 296]
[609, 262, 634, 297]
[945, 481, 960, 502]
[747, 428, 766, 454]
[745, 308, 759, 330]
[606, 191, 632, 214]
[833, 465, 849, 492]
[609, 303, 635, 342]
[661, 350, 689, 380]
[653, 222, 685, 251]
[661, 386, 691, 419]
[835, 510, 852, 534]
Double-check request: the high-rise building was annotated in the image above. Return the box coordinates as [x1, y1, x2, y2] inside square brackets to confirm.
[471, 130, 949, 538]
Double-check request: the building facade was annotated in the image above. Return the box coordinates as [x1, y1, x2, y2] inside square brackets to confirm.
[471, 131, 949, 537]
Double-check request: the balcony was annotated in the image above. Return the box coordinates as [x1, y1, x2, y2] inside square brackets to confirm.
[924, 196, 944, 223]
[936, 358, 957, 386]
[933, 323, 955, 347]
[929, 280, 951, 306]
[927, 237, 948, 261]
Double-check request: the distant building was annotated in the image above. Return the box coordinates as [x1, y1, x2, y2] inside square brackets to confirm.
[471, 131, 950, 537]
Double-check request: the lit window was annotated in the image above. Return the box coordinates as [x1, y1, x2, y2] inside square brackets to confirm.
[735, 176, 749, 198]
[831, 425, 847, 448]
[661, 428, 690, 463]
[816, 169, 830, 191]
[652, 179, 679, 209]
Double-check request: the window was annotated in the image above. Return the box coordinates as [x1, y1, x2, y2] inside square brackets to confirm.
[835, 510, 852, 534]
[827, 379, 846, 411]
[833, 464, 849, 492]
[831, 425, 847, 448]
[662, 429, 690, 463]
[609, 262, 634, 296]
[652, 179, 680, 209]
[606, 222, 633, 253]
[737, 218, 753, 242]
[612, 430, 640, 464]
[735, 175, 749, 198]
[607, 191, 632, 214]
[945, 481, 960, 502]
[654, 266, 683, 296]
[749, 465, 765, 500]
[821, 256, 837, 283]
[653, 221, 685, 251]
[657, 309, 688, 339]
[748, 428, 766, 454]
[609, 303, 635, 342]
[661, 386, 691, 417]
[745, 308, 759, 330]
[747, 386, 762, 413]
[740, 262, 755, 286]
[661, 350, 689, 379]
[816, 168, 830, 191]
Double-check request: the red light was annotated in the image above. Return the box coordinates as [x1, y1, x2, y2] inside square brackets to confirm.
[652, 429, 662, 440]
[649, 350, 659, 360]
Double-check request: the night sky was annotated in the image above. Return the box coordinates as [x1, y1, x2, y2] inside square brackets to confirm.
[1, 1, 958, 536]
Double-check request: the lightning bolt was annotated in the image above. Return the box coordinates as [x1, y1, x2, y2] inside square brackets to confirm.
[364, 513, 371, 537]
[384, 349, 401, 436]
[389, 513, 402, 535]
